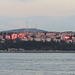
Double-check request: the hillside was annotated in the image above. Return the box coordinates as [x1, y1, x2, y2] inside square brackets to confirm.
[2, 28, 48, 32]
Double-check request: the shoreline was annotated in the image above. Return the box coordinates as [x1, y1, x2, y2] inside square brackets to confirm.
[0, 50, 75, 53]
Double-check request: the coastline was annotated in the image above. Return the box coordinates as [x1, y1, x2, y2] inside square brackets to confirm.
[0, 50, 75, 53]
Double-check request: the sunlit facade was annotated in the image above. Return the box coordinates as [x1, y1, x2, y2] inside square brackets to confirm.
[18, 33, 25, 39]
[11, 33, 17, 39]
[6, 35, 11, 40]
[64, 36, 70, 40]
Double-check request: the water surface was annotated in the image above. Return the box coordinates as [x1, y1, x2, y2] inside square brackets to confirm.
[0, 53, 75, 75]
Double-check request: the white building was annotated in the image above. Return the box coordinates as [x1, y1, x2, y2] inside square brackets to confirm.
[34, 38, 42, 41]
[46, 38, 51, 42]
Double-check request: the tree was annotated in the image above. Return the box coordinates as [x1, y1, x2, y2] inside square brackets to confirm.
[31, 35, 36, 41]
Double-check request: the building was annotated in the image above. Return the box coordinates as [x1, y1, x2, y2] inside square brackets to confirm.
[0, 35, 3, 40]
[6, 35, 11, 40]
[18, 33, 25, 39]
[46, 38, 51, 42]
[34, 38, 42, 41]
[11, 33, 17, 39]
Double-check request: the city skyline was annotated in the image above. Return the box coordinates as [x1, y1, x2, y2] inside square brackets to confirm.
[0, 0, 75, 31]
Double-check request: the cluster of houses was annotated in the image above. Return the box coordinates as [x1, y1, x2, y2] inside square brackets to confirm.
[0, 31, 75, 43]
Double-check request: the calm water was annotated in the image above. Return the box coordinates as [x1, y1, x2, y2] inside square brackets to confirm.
[0, 53, 75, 75]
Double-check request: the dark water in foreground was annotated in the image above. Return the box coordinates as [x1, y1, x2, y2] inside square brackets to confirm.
[0, 53, 75, 75]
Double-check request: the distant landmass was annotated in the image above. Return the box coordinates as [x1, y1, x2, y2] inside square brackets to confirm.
[0, 28, 75, 52]
[1, 28, 48, 32]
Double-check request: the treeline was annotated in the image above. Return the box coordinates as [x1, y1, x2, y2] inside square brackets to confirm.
[0, 39, 75, 51]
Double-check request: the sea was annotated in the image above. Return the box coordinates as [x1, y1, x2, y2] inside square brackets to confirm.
[0, 53, 75, 75]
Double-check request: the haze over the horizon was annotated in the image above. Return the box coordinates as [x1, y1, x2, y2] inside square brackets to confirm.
[0, 0, 75, 32]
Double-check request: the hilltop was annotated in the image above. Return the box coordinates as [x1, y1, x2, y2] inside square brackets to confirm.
[1, 28, 48, 33]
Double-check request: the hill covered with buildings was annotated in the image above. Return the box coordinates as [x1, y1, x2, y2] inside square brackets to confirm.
[0, 28, 75, 52]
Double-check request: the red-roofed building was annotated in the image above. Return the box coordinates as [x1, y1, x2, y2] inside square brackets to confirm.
[11, 33, 17, 39]
[18, 33, 25, 39]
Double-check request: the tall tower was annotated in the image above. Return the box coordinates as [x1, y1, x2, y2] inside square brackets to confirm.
[26, 21, 28, 34]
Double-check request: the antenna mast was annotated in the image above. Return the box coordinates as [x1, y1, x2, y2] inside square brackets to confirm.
[26, 21, 28, 33]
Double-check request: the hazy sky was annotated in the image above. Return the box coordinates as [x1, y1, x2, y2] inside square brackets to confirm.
[0, 0, 75, 31]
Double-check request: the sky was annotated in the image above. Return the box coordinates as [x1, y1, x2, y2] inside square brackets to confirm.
[0, 0, 75, 32]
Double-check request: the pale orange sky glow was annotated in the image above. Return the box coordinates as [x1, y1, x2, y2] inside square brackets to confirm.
[0, 0, 75, 18]
[0, 0, 75, 31]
